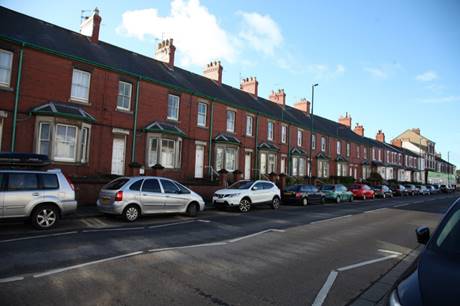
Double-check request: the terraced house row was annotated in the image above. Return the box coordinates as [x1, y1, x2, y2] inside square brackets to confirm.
[0, 7, 455, 187]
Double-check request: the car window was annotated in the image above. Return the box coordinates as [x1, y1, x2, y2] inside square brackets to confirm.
[431, 208, 460, 255]
[285, 185, 300, 192]
[229, 180, 254, 189]
[312, 187, 318, 192]
[253, 182, 264, 190]
[39, 174, 59, 190]
[7, 173, 38, 191]
[142, 179, 161, 193]
[262, 182, 274, 190]
[160, 179, 180, 194]
[321, 185, 335, 191]
[174, 182, 191, 194]
[337, 185, 345, 192]
[129, 179, 144, 191]
[300, 185, 310, 192]
[104, 178, 130, 190]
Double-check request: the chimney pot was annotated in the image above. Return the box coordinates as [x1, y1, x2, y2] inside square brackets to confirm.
[80, 8, 102, 43]
[155, 38, 176, 67]
[338, 113, 352, 128]
[293, 98, 311, 113]
[269, 88, 287, 106]
[353, 123, 364, 136]
[376, 130, 385, 143]
[203, 60, 223, 85]
[240, 76, 258, 96]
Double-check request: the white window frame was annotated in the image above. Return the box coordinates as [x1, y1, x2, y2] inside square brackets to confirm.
[54, 124, 78, 162]
[197, 102, 207, 127]
[281, 125, 287, 143]
[311, 134, 316, 150]
[215, 145, 238, 172]
[318, 160, 329, 178]
[246, 115, 253, 136]
[297, 129, 302, 146]
[70, 69, 91, 103]
[336, 141, 341, 155]
[267, 121, 274, 141]
[0, 49, 13, 87]
[227, 111, 235, 133]
[357, 146, 360, 158]
[167, 94, 180, 121]
[147, 135, 182, 169]
[346, 143, 350, 157]
[117, 81, 132, 111]
[38, 122, 51, 156]
[321, 136, 326, 152]
[80, 126, 90, 163]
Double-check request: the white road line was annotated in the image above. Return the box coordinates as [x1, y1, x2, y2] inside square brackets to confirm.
[80, 218, 95, 228]
[0, 276, 25, 283]
[337, 255, 399, 272]
[393, 203, 410, 208]
[0, 231, 78, 243]
[82, 227, 145, 233]
[227, 229, 285, 243]
[312, 271, 338, 306]
[364, 208, 387, 214]
[147, 220, 201, 229]
[197, 219, 211, 223]
[33, 251, 144, 278]
[92, 218, 108, 227]
[378, 249, 403, 256]
[310, 215, 352, 225]
[149, 241, 227, 253]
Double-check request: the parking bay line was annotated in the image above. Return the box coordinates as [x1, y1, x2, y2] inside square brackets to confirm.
[309, 215, 352, 225]
[0, 231, 78, 244]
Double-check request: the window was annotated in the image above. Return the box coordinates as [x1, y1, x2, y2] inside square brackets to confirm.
[297, 130, 303, 146]
[0, 118, 3, 151]
[246, 116, 253, 136]
[39, 174, 59, 190]
[312, 134, 316, 150]
[80, 127, 89, 163]
[142, 179, 161, 193]
[318, 160, 329, 178]
[160, 179, 180, 194]
[197, 102, 207, 127]
[378, 149, 382, 161]
[372, 147, 376, 160]
[260, 152, 267, 175]
[0, 49, 13, 87]
[357, 146, 360, 159]
[55, 124, 77, 162]
[337, 163, 348, 177]
[148, 136, 182, 169]
[336, 141, 341, 155]
[117, 81, 132, 110]
[299, 158, 306, 176]
[292, 157, 298, 176]
[225, 148, 237, 171]
[38, 122, 51, 156]
[215, 146, 238, 172]
[167, 94, 180, 120]
[227, 111, 235, 132]
[259, 152, 276, 175]
[7, 173, 38, 191]
[129, 179, 144, 191]
[291, 156, 306, 176]
[71, 69, 91, 102]
[364, 147, 367, 159]
[267, 121, 274, 141]
[346, 143, 350, 157]
[321, 137, 326, 152]
[281, 125, 287, 143]
[267, 153, 276, 173]
[280, 156, 286, 174]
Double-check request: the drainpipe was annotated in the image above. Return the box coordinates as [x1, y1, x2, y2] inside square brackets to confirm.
[11, 44, 25, 152]
[255, 113, 259, 179]
[131, 77, 141, 163]
[287, 124, 291, 175]
[208, 101, 214, 178]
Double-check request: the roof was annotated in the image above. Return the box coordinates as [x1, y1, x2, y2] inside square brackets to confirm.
[290, 147, 307, 156]
[144, 121, 186, 137]
[257, 142, 279, 152]
[214, 133, 240, 145]
[30, 102, 96, 123]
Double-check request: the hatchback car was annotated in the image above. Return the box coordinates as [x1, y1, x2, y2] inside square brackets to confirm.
[0, 169, 77, 229]
[320, 184, 353, 203]
[283, 184, 325, 206]
[390, 184, 408, 196]
[349, 183, 375, 200]
[404, 184, 419, 196]
[97, 176, 205, 222]
[213, 180, 281, 212]
[418, 185, 431, 195]
[387, 199, 460, 306]
[372, 185, 393, 198]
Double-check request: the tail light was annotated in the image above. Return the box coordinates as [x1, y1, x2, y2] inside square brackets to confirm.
[295, 192, 302, 198]
[64, 174, 74, 191]
[115, 191, 123, 202]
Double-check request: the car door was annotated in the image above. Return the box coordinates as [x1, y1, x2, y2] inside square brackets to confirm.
[262, 182, 275, 203]
[310, 186, 322, 202]
[251, 182, 266, 204]
[160, 179, 190, 212]
[140, 178, 165, 213]
[3, 172, 38, 217]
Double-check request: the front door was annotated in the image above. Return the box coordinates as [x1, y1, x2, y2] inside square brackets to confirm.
[244, 152, 251, 179]
[195, 145, 204, 178]
[111, 137, 125, 175]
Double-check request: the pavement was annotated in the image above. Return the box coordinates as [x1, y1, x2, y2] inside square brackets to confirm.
[0, 193, 458, 306]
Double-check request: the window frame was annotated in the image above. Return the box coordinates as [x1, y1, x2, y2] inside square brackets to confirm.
[281, 125, 287, 144]
[246, 115, 253, 136]
[0, 49, 13, 88]
[297, 129, 303, 146]
[70, 68, 91, 103]
[227, 110, 236, 133]
[267, 121, 274, 141]
[54, 123, 78, 162]
[197, 101, 207, 127]
[147, 134, 182, 169]
[311, 134, 316, 150]
[167, 94, 180, 121]
[117, 81, 132, 111]
[321, 136, 326, 152]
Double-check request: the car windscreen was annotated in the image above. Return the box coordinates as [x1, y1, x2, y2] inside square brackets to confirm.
[321, 185, 335, 191]
[103, 178, 130, 190]
[350, 184, 361, 190]
[285, 185, 300, 192]
[228, 180, 254, 189]
[430, 205, 460, 255]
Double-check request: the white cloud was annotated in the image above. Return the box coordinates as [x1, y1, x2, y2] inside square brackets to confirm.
[117, 0, 236, 67]
[308, 64, 346, 79]
[419, 95, 460, 104]
[237, 11, 283, 56]
[416, 70, 438, 82]
[364, 67, 388, 79]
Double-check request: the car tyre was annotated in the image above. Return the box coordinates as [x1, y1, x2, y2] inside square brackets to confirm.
[271, 197, 280, 209]
[31, 204, 59, 230]
[186, 202, 199, 217]
[123, 205, 140, 222]
[239, 198, 251, 213]
[301, 197, 308, 206]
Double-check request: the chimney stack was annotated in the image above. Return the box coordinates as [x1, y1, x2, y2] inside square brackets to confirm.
[412, 128, 421, 135]
[155, 38, 176, 67]
[338, 112, 352, 128]
[293, 98, 311, 113]
[353, 123, 364, 136]
[80, 8, 102, 43]
[269, 89, 287, 106]
[203, 61, 223, 85]
[240, 77, 258, 96]
[376, 130, 385, 143]
[392, 138, 402, 148]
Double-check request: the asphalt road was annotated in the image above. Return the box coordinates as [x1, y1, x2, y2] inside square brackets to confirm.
[0, 193, 458, 306]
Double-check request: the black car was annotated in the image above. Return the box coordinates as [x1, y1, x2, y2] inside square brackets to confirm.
[283, 184, 325, 206]
[404, 184, 419, 196]
[390, 184, 408, 196]
[387, 199, 460, 306]
[372, 185, 393, 198]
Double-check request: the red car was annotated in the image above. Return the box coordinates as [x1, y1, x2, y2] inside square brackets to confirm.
[349, 184, 375, 200]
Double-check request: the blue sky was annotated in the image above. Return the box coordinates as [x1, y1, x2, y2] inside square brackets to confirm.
[3, 0, 460, 167]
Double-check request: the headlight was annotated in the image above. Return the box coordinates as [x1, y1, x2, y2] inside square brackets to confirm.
[225, 193, 240, 198]
[389, 289, 402, 306]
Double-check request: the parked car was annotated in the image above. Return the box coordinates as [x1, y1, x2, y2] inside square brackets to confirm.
[213, 180, 281, 212]
[405, 184, 419, 196]
[390, 184, 408, 196]
[349, 183, 375, 200]
[426, 185, 437, 194]
[320, 184, 353, 203]
[0, 168, 77, 229]
[387, 198, 460, 306]
[283, 184, 325, 206]
[418, 185, 431, 195]
[97, 176, 205, 221]
[441, 185, 455, 193]
[372, 185, 393, 198]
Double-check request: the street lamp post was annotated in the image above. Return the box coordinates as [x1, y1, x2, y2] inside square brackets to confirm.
[309, 83, 319, 183]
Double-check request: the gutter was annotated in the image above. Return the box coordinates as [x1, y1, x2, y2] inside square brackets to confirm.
[11, 43, 24, 152]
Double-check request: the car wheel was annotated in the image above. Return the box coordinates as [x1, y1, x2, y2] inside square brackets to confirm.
[239, 198, 251, 213]
[383, 194, 386, 199]
[336, 196, 341, 204]
[320, 197, 326, 204]
[271, 197, 280, 209]
[186, 202, 199, 217]
[349, 196, 354, 203]
[301, 197, 308, 206]
[31, 205, 59, 230]
[123, 205, 140, 222]
[363, 195, 366, 200]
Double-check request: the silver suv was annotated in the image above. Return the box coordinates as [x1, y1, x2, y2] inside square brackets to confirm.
[0, 169, 77, 229]
[97, 176, 205, 222]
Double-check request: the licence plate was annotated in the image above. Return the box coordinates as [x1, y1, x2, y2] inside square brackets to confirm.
[101, 197, 111, 205]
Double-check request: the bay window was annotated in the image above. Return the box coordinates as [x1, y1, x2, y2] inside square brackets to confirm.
[215, 145, 238, 172]
[55, 124, 77, 162]
[148, 136, 182, 168]
[291, 156, 306, 176]
[337, 162, 348, 177]
[318, 160, 329, 178]
[260, 152, 277, 175]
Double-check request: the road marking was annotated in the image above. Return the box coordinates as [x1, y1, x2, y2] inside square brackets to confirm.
[0, 276, 25, 283]
[227, 229, 285, 243]
[80, 218, 96, 228]
[378, 249, 403, 256]
[337, 254, 399, 272]
[147, 219, 206, 229]
[92, 218, 108, 227]
[310, 215, 352, 225]
[82, 227, 145, 233]
[149, 241, 227, 253]
[393, 203, 410, 207]
[364, 208, 386, 214]
[312, 270, 338, 306]
[33, 251, 144, 278]
[0, 231, 78, 243]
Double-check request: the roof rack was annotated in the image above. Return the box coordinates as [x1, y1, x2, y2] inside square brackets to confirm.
[0, 152, 51, 169]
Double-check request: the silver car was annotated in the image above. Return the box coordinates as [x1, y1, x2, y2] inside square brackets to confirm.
[0, 169, 77, 229]
[97, 176, 205, 222]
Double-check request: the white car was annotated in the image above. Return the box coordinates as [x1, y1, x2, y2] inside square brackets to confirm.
[213, 180, 281, 213]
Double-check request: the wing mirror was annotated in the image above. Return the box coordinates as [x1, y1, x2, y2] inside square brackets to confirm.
[252, 186, 258, 191]
[416, 226, 430, 244]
